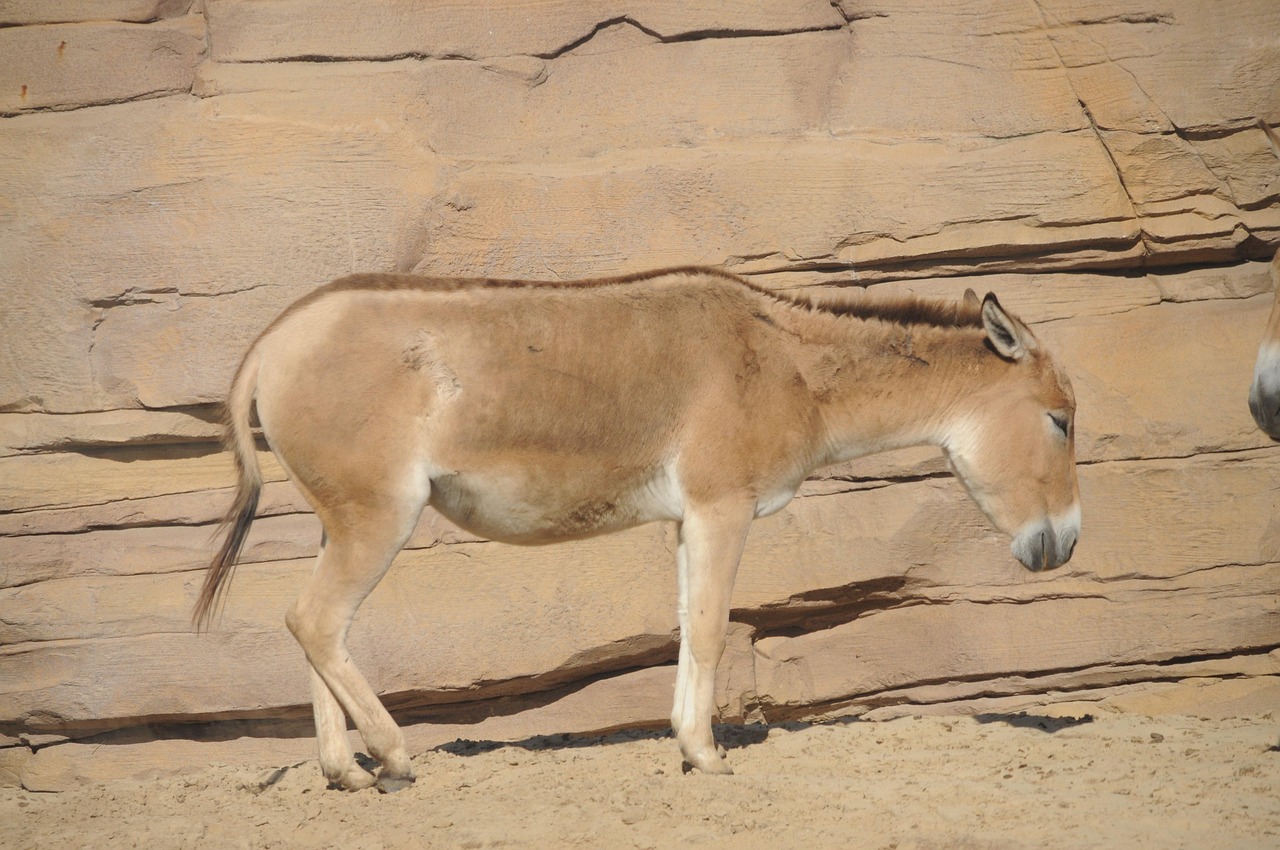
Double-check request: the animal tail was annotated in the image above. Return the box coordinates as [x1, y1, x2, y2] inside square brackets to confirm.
[193, 350, 263, 632]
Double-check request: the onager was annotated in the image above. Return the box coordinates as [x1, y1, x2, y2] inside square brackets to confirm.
[1249, 251, 1280, 438]
[194, 266, 1081, 792]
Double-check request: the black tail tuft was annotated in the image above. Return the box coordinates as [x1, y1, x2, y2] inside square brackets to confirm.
[193, 483, 260, 632]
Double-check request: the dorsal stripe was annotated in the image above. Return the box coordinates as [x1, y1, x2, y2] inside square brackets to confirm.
[288, 266, 985, 330]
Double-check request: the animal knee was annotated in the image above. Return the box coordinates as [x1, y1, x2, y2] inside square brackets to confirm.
[285, 601, 331, 650]
[285, 602, 307, 641]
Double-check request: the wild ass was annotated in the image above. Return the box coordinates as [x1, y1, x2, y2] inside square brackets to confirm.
[1249, 251, 1280, 438]
[194, 266, 1081, 792]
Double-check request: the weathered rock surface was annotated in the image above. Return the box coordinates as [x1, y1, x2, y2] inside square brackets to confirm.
[1, 0, 1277, 787]
[0, 14, 206, 114]
[0, 1, 191, 27]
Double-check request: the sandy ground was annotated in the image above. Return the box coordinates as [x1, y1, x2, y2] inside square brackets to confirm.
[2, 712, 1277, 850]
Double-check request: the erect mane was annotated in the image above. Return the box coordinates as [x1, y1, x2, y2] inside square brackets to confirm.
[656, 267, 986, 330]
[787, 291, 986, 329]
[650, 267, 985, 330]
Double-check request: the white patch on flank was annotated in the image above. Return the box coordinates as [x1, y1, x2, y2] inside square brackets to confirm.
[755, 486, 798, 518]
[641, 458, 686, 522]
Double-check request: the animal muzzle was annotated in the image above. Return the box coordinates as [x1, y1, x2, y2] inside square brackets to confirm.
[1011, 512, 1079, 572]
[1249, 378, 1280, 440]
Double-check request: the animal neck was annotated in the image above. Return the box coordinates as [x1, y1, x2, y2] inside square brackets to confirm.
[782, 310, 997, 467]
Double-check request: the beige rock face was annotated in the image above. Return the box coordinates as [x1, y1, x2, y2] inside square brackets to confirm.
[1, 0, 1278, 788]
[0, 2, 191, 26]
[0, 15, 206, 114]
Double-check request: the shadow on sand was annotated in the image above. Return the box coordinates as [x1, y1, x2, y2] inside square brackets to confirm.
[973, 711, 1095, 733]
[434, 710, 1097, 761]
[435, 714, 869, 758]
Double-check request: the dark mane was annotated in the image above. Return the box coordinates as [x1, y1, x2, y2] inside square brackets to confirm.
[787, 292, 985, 329]
[280, 265, 985, 332]
[669, 267, 986, 330]
[708, 270, 984, 330]
[317, 265, 747, 296]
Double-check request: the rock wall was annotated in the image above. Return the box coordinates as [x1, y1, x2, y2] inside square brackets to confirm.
[2, 0, 1279, 788]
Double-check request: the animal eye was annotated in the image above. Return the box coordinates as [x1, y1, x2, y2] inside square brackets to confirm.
[1047, 412, 1070, 437]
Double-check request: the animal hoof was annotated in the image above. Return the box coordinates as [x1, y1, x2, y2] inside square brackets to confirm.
[327, 767, 377, 792]
[376, 774, 416, 794]
[682, 752, 734, 776]
[704, 759, 734, 776]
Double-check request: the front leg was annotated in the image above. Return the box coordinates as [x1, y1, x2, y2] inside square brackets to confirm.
[671, 534, 691, 740]
[670, 499, 754, 775]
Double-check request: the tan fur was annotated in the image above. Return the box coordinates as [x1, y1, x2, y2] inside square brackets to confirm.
[195, 267, 1080, 790]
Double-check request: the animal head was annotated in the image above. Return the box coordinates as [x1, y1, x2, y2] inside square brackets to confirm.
[943, 292, 1080, 572]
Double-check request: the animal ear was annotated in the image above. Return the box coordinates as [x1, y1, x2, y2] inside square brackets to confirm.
[981, 293, 1035, 361]
[962, 288, 980, 309]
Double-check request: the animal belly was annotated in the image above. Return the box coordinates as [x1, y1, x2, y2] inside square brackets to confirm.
[427, 470, 658, 544]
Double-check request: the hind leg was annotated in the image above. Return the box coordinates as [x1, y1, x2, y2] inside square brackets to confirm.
[309, 665, 377, 790]
[287, 499, 423, 792]
[297, 539, 375, 789]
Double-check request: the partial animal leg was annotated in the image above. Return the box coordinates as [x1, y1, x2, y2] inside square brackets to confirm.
[670, 533, 690, 739]
[671, 531, 728, 762]
[295, 537, 370, 790]
[670, 500, 754, 775]
[286, 502, 422, 792]
[296, 539, 373, 789]
[308, 665, 375, 790]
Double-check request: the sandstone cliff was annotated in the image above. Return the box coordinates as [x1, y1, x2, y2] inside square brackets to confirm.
[1, 0, 1278, 790]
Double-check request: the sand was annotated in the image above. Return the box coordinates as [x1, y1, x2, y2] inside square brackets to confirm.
[2, 712, 1277, 850]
